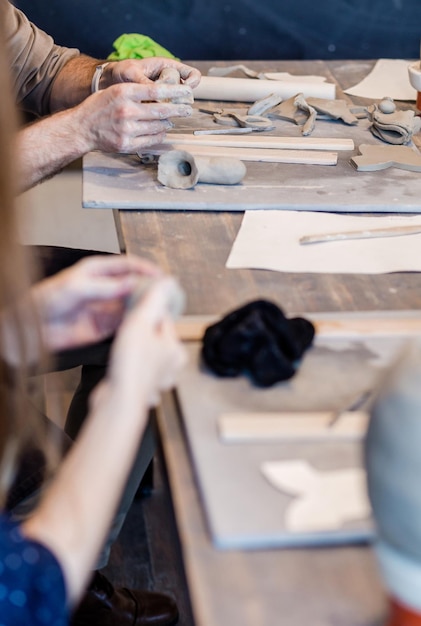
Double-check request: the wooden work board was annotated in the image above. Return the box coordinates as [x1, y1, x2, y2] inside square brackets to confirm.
[174, 322, 418, 549]
[83, 109, 421, 213]
[156, 309, 421, 626]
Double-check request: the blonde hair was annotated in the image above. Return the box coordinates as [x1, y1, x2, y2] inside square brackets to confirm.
[0, 4, 55, 502]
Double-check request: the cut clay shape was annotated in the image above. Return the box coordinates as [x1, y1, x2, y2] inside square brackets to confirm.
[366, 104, 421, 145]
[270, 94, 359, 133]
[261, 459, 370, 532]
[351, 144, 421, 172]
[269, 94, 308, 125]
[306, 97, 359, 125]
[247, 92, 284, 116]
[157, 149, 246, 189]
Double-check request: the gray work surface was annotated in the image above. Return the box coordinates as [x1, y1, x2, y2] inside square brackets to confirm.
[175, 336, 409, 550]
[83, 112, 421, 212]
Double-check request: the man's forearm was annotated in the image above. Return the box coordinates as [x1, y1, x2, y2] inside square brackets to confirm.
[16, 109, 92, 190]
[49, 54, 106, 112]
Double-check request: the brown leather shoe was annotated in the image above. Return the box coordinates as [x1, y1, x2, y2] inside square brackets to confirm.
[71, 572, 179, 626]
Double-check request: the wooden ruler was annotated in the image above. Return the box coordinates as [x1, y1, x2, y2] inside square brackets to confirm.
[218, 411, 369, 442]
[145, 143, 338, 165]
[165, 133, 354, 151]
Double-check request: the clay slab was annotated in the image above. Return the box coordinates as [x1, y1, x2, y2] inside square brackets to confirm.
[83, 114, 421, 212]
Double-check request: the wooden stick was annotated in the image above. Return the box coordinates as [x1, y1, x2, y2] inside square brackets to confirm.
[218, 411, 369, 443]
[144, 144, 338, 165]
[300, 223, 421, 245]
[165, 133, 354, 151]
[175, 312, 421, 342]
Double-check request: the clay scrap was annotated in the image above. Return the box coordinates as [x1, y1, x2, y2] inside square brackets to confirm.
[207, 64, 329, 84]
[199, 106, 275, 132]
[294, 94, 317, 136]
[157, 149, 246, 189]
[247, 92, 284, 116]
[156, 67, 194, 104]
[366, 102, 421, 145]
[268, 94, 359, 135]
[350, 144, 421, 172]
[306, 97, 359, 125]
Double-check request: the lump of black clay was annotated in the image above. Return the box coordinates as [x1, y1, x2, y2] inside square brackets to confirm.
[201, 300, 315, 387]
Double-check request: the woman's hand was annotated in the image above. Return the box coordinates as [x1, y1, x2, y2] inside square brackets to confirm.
[22, 275, 186, 602]
[32, 254, 162, 352]
[93, 275, 187, 415]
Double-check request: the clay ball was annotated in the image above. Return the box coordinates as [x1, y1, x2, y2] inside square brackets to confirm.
[379, 97, 396, 114]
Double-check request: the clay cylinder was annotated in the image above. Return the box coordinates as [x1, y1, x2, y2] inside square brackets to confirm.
[194, 156, 246, 185]
[157, 149, 246, 189]
[157, 150, 199, 189]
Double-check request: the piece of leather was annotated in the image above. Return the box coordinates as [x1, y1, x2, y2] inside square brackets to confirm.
[201, 300, 315, 387]
[71, 572, 179, 626]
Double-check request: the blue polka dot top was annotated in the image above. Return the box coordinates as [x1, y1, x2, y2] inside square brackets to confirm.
[0, 513, 68, 625]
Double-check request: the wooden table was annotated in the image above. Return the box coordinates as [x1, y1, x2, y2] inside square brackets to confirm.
[87, 60, 421, 625]
[112, 60, 421, 317]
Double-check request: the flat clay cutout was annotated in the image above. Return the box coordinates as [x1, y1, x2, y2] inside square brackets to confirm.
[351, 144, 421, 172]
[247, 92, 284, 116]
[366, 105, 421, 145]
[157, 149, 246, 189]
[269, 95, 308, 125]
[270, 94, 359, 133]
[261, 459, 370, 532]
[306, 97, 359, 125]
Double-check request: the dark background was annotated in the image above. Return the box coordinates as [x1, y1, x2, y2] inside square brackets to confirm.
[13, 0, 421, 61]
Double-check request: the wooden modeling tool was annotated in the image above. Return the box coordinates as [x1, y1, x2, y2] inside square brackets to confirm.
[300, 223, 421, 245]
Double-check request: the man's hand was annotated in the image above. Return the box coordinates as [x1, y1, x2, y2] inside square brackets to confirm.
[18, 58, 201, 189]
[103, 57, 201, 89]
[74, 80, 195, 154]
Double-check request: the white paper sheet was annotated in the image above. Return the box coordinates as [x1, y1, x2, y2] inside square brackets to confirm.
[344, 58, 416, 101]
[226, 211, 421, 274]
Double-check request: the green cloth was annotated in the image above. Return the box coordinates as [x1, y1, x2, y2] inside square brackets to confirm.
[108, 33, 177, 60]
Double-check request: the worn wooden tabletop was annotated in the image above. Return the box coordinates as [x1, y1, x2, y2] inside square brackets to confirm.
[113, 60, 421, 316]
[96, 60, 421, 626]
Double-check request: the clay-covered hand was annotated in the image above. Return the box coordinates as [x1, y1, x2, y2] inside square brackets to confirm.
[104, 57, 201, 89]
[74, 79, 194, 153]
[32, 254, 162, 351]
[93, 276, 187, 410]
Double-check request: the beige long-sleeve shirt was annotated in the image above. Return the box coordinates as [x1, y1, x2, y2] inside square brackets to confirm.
[4, 0, 79, 116]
